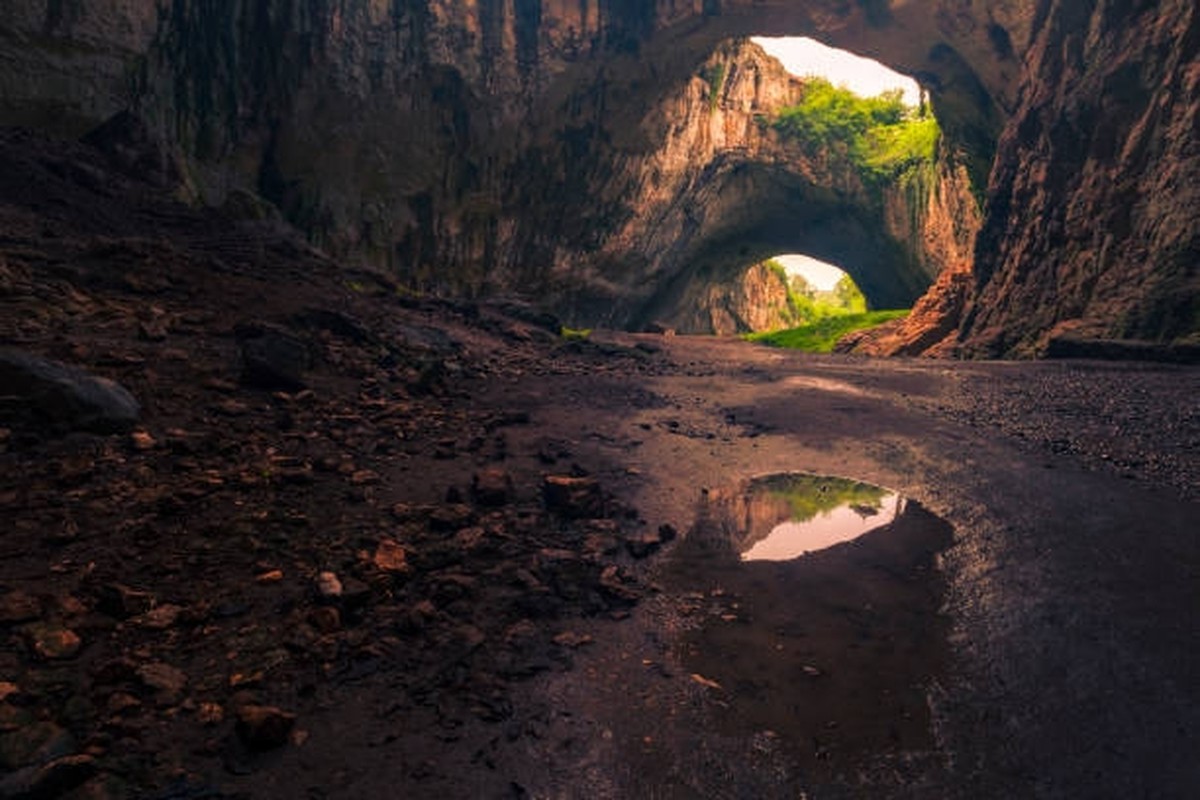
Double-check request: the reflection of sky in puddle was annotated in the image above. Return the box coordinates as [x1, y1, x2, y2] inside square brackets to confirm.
[742, 493, 903, 561]
[670, 473, 953, 770]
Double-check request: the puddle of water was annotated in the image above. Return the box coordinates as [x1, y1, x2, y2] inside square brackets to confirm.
[733, 473, 903, 561]
[667, 473, 954, 776]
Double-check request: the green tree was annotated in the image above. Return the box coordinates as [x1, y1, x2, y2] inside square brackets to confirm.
[834, 274, 868, 314]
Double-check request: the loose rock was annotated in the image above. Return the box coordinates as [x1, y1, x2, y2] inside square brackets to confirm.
[472, 468, 514, 507]
[542, 475, 605, 518]
[235, 705, 296, 751]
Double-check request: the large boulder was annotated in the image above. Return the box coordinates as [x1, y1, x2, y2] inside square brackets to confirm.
[0, 349, 140, 434]
[234, 322, 312, 390]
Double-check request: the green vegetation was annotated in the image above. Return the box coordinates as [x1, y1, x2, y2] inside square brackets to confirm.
[701, 63, 727, 111]
[771, 78, 940, 182]
[560, 327, 592, 341]
[762, 259, 869, 327]
[745, 310, 909, 352]
[757, 474, 889, 522]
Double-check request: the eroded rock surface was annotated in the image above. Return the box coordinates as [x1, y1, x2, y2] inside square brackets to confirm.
[960, 0, 1200, 356]
[0, 2, 1196, 349]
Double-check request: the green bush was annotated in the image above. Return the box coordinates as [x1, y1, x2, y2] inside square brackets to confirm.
[772, 78, 940, 182]
[762, 259, 871, 328]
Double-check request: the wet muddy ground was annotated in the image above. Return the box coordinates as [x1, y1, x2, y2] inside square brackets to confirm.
[2, 129, 1198, 799]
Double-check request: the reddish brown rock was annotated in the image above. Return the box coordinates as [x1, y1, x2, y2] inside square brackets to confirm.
[472, 468, 513, 507]
[372, 539, 410, 574]
[0, 590, 40, 625]
[25, 624, 82, 660]
[235, 705, 296, 751]
[542, 475, 605, 519]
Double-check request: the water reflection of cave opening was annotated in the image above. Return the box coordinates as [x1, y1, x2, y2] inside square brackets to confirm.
[719, 473, 903, 561]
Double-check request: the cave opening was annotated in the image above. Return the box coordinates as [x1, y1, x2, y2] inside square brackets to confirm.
[672, 252, 889, 338]
[625, 35, 950, 344]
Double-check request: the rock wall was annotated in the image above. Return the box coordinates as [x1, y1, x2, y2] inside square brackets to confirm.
[959, 0, 1200, 355]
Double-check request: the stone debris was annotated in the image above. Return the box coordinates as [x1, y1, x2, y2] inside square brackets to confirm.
[0, 134, 670, 797]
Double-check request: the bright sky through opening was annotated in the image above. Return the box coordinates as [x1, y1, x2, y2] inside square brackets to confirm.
[773, 255, 848, 292]
[752, 36, 922, 106]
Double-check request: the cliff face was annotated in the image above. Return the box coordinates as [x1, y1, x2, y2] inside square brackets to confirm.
[670, 261, 798, 337]
[960, 0, 1200, 355]
[1, 0, 1195, 354]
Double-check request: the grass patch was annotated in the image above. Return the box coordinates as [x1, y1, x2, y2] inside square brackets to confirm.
[560, 327, 592, 341]
[745, 310, 909, 352]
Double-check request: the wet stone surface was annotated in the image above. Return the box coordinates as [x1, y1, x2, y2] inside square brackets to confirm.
[668, 474, 955, 774]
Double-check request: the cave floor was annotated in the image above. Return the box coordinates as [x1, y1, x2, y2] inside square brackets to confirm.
[2, 130, 1198, 799]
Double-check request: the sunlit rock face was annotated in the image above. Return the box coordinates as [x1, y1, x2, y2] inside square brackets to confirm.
[1, 0, 1195, 354]
[670, 261, 798, 336]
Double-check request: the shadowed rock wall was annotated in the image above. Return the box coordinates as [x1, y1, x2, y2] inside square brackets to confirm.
[959, 0, 1200, 355]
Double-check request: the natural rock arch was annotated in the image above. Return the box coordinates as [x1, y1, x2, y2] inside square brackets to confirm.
[2, 0, 1195, 355]
[625, 159, 948, 332]
[513, 35, 980, 338]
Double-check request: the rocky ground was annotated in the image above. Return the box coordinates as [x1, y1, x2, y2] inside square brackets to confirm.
[1, 128, 1197, 799]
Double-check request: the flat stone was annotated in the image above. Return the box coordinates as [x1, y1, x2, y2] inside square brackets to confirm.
[372, 539, 410, 573]
[136, 662, 188, 697]
[542, 475, 605, 518]
[135, 603, 183, 629]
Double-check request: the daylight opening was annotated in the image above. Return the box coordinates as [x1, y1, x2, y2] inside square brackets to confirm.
[751, 37, 922, 107]
[721, 38, 929, 350]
